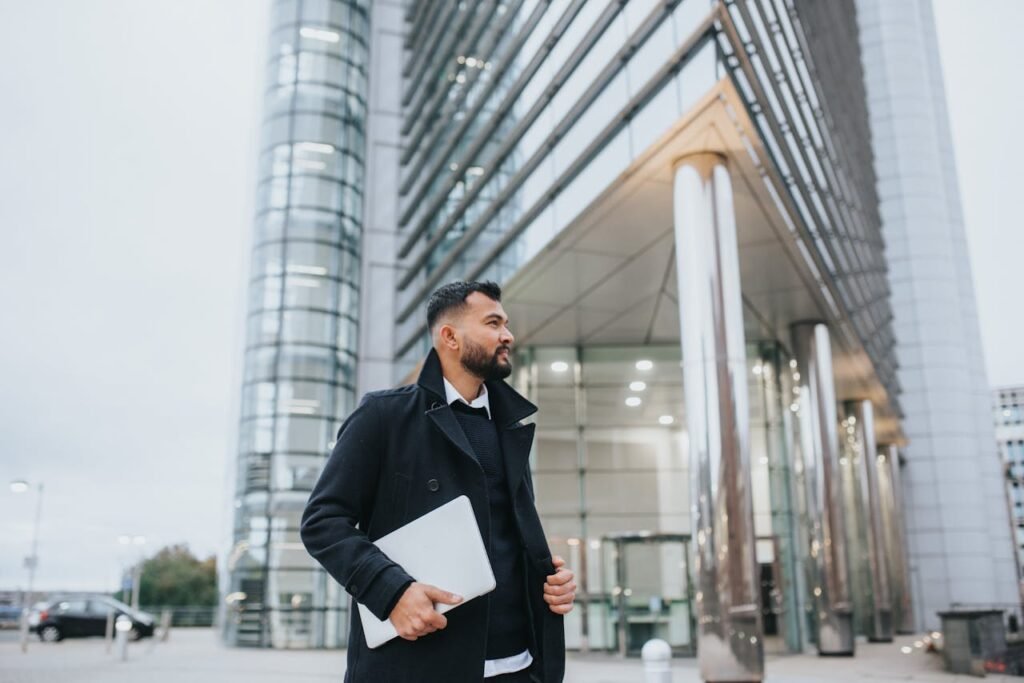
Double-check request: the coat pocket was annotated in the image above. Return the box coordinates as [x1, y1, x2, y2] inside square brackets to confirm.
[391, 473, 411, 524]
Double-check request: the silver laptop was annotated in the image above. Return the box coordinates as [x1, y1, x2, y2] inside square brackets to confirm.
[357, 495, 495, 648]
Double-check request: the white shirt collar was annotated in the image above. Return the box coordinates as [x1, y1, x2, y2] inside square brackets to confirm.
[442, 377, 491, 420]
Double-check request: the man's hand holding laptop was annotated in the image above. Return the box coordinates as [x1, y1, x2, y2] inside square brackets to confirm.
[390, 554, 577, 640]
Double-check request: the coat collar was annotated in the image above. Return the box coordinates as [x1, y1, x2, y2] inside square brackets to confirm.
[417, 347, 537, 428]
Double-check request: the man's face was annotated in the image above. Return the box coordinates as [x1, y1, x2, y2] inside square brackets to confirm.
[456, 292, 514, 381]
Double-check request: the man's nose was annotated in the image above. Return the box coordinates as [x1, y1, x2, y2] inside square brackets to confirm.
[501, 328, 514, 345]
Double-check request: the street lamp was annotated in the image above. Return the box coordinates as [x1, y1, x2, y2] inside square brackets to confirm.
[9, 479, 43, 653]
[117, 534, 147, 609]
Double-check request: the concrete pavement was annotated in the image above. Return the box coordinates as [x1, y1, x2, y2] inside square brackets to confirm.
[0, 628, 1012, 682]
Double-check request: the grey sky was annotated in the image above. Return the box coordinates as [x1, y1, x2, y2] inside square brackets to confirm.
[932, 0, 1024, 389]
[0, 1, 1019, 592]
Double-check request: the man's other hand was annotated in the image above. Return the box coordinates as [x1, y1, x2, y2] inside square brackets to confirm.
[544, 555, 576, 615]
[389, 582, 463, 640]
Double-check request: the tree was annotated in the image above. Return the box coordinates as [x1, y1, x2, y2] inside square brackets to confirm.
[117, 544, 217, 607]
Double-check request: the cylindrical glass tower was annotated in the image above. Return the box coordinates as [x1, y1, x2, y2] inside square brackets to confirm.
[224, 0, 370, 648]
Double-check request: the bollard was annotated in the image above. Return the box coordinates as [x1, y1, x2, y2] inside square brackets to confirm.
[159, 609, 172, 642]
[105, 610, 115, 654]
[641, 638, 672, 683]
[19, 607, 30, 653]
[115, 614, 132, 661]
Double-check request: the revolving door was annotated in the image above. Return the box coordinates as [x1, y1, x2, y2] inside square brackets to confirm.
[602, 532, 696, 656]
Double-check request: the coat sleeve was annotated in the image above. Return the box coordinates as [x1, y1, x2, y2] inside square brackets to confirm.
[300, 394, 414, 621]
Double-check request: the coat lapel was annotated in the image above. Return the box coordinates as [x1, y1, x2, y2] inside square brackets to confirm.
[500, 422, 536, 496]
[426, 403, 479, 467]
[416, 348, 539, 486]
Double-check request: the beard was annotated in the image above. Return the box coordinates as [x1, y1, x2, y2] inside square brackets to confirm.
[461, 337, 512, 381]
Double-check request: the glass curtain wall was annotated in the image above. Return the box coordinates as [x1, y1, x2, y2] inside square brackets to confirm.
[225, 0, 370, 648]
[517, 341, 805, 655]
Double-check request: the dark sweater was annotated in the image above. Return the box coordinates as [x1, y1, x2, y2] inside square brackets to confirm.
[450, 401, 531, 660]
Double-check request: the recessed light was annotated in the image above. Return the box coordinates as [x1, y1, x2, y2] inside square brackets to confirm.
[625, 397, 642, 407]
[629, 381, 646, 391]
[658, 415, 674, 425]
[550, 361, 569, 372]
[635, 360, 653, 371]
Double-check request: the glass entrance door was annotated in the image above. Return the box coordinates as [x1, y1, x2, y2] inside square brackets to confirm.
[602, 533, 695, 656]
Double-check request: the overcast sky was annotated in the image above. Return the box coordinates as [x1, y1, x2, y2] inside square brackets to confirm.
[0, 1, 1021, 593]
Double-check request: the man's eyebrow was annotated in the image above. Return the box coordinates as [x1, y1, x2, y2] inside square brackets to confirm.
[483, 312, 510, 324]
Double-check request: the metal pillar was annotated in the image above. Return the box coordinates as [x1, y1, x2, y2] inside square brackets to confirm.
[878, 444, 915, 634]
[791, 322, 854, 655]
[673, 153, 763, 681]
[845, 400, 893, 641]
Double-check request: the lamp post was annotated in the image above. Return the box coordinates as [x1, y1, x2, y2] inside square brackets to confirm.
[10, 479, 44, 653]
[117, 535, 146, 609]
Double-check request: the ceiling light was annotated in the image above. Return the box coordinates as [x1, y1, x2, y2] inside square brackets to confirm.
[625, 397, 642, 407]
[550, 361, 568, 373]
[629, 381, 646, 391]
[635, 360, 653, 371]
[658, 415, 674, 425]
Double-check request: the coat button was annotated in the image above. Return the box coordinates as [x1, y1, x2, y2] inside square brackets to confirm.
[350, 583, 358, 594]
[427, 479, 439, 492]
[430, 401, 442, 410]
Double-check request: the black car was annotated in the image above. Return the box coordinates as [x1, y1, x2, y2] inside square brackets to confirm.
[31, 595, 155, 642]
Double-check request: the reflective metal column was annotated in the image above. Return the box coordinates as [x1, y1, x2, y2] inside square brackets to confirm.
[878, 444, 915, 634]
[673, 153, 763, 682]
[845, 400, 893, 641]
[791, 322, 854, 655]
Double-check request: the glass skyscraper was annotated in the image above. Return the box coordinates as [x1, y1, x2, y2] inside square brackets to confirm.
[224, 0, 1016, 677]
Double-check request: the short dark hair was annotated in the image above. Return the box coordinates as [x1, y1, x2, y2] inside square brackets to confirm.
[426, 280, 502, 332]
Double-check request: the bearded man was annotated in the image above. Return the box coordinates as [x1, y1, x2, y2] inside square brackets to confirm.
[301, 280, 576, 682]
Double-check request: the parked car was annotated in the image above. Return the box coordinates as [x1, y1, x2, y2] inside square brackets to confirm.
[0, 604, 22, 628]
[31, 595, 155, 642]
[26, 601, 49, 628]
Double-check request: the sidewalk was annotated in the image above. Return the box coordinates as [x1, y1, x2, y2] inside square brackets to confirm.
[0, 628, 1012, 682]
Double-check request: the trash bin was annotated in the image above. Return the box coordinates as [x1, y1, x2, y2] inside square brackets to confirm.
[937, 609, 1006, 676]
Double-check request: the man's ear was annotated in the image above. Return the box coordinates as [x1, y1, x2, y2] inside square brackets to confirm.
[438, 322, 460, 351]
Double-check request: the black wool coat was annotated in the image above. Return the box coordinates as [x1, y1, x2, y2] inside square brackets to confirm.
[300, 348, 565, 683]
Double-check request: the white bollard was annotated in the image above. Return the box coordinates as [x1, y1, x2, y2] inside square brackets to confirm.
[159, 609, 172, 642]
[105, 610, 115, 654]
[642, 638, 672, 683]
[115, 615, 132, 661]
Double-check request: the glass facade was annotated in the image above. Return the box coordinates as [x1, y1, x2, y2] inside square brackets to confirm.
[225, 0, 370, 648]
[226, 0, 942, 661]
[513, 342, 810, 654]
[394, 0, 723, 362]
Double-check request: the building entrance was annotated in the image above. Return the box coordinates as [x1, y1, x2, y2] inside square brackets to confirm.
[602, 532, 695, 656]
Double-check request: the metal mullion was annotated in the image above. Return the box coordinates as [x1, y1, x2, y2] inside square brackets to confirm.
[721, 10, 897, 412]
[403, 0, 449, 65]
[394, 11, 717, 349]
[730, 3, 864, 313]
[404, 0, 436, 42]
[718, 16, 847, 325]
[401, 0, 501, 149]
[402, 3, 475, 108]
[396, 0, 616, 265]
[745, 0, 872, 288]
[400, 0, 541, 190]
[401, 0, 524, 171]
[396, 0, 587, 240]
